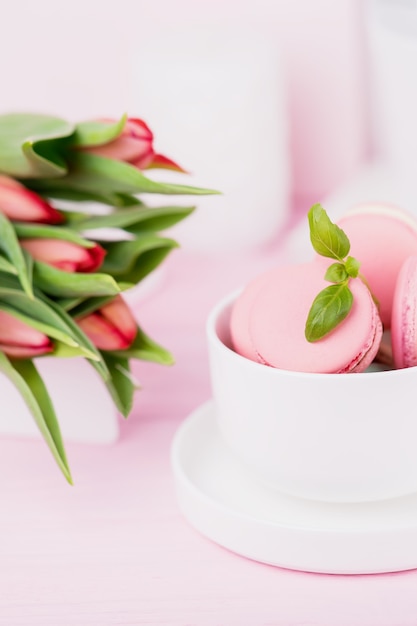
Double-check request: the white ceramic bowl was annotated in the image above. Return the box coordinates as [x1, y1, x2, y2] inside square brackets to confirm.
[207, 291, 417, 503]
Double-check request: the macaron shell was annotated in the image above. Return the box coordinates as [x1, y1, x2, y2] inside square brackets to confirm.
[230, 268, 278, 361]
[247, 263, 382, 374]
[391, 256, 417, 369]
[337, 204, 417, 329]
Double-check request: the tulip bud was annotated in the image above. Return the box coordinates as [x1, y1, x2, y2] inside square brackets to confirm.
[0, 310, 53, 358]
[76, 295, 137, 351]
[81, 118, 185, 172]
[20, 239, 105, 273]
[0, 175, 63, 224]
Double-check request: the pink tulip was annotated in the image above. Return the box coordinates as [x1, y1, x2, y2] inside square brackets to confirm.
[20, 239, 105, 272]
[76, 295, 137, 351]
[0, 175, 63, 224]
[0, 310, 53, 358]
[81, 118, 185, 172]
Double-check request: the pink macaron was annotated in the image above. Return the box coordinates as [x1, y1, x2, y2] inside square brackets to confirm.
[391, 255, 417, 369]
[230, 263, 382, 374]
[336, 204, 417, 329]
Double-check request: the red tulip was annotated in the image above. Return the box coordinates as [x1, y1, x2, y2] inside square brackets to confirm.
[0, 310, 53, 358]
[76, 295, 137, 351]
[0, 175, 63, 224]
[20, 239, 105, 273]
[82, 118, 185, 172]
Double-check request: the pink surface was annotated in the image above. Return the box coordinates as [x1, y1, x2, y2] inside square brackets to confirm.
[1, 217, 417, 624]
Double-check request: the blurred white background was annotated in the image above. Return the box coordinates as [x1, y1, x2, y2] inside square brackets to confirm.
[0, 0, 389, 252]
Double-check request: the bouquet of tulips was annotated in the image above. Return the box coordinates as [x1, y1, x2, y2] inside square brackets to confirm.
[0, 113, 214, 482]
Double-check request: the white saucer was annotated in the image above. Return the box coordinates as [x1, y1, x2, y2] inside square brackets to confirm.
[171, 401, 417, 574]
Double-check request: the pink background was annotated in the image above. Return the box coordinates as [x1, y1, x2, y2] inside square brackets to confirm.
[2, 238, 417, 625]
[2, 1, 416, 623]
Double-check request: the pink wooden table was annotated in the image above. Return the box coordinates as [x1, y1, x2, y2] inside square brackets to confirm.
[1, 217, 417, 626]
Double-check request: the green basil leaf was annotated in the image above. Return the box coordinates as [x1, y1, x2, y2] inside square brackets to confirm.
[308, 204, 350, 260]
[0, 354, 72, 483]
[345, 255, 361, 278]
[324, 263, 348, 284]
[305, 283, 353, 342]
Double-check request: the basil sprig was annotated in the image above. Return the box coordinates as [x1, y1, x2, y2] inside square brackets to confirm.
[305, 204, 362, 342]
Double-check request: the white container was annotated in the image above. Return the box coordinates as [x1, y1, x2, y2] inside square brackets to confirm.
[207, 291, 417, 503]
[130, 25, 290, 252]
[0, 357, 119, 444]
[368, 0, 417, 206]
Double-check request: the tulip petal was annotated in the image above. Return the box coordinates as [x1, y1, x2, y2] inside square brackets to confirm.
[77, 312, 131, 351]
[85, 136, 153, 165]
[0, 344, 53, 358]
[76, 296, 137, 352]
[0, 309, 52, 350]
[145, 153, 188, 173]
[20, 239, 105, 273]
[0, 175, 63, 224]
[125, 118, 153, 141]
[100, 295, 137, 344]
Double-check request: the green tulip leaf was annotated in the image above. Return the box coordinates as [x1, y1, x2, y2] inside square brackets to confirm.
[112, 326, 174, 366]
[0, 274, 99, 360]
[29, 153, 219, 197]
[66, 295, 115, 319]
[68, 205, 195, 234]
[0, 353, 72, 484]
[0, 254, 18, 275]
[33, 262, 121, 298]
[36, 293, 109, 380]
[14, 223, 96, 248]
[99, 352, 137, 417]
[0, 213, 33, 297]
[71, 114, 127, 147]
[0, 113, 74, 179]
[39, 187, 131, 207]
[101, 236, 178, 285]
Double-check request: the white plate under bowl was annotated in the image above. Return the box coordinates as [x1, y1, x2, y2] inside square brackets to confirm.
[171, 401, 417, 574]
